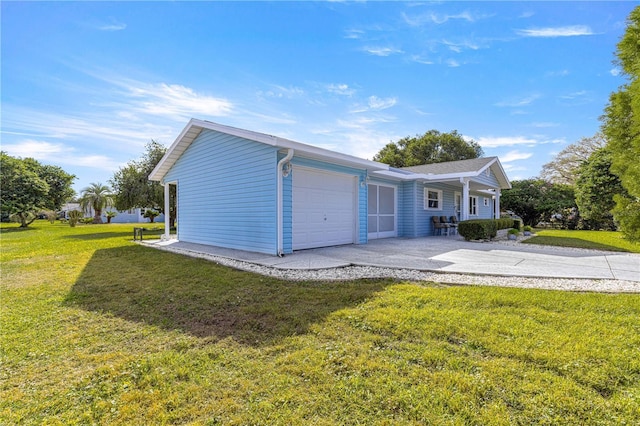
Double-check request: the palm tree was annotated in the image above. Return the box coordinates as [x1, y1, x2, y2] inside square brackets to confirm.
[79, 182, 114, 224]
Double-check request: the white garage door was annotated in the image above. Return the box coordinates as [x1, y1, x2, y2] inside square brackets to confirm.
[293, 167, 357, 250]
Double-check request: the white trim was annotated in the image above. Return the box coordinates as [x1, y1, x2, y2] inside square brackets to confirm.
[423, 187, 443, 211]
[461, 178, 470, 221]
[367, 183, 398, 240]
[277, 149, 294, 256]
[469, 195, 478, 216]
[292, 166, 358, 250]
[150, 119, 389, 182]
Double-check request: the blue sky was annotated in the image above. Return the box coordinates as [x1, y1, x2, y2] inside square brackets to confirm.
[1, 1, 635, 193]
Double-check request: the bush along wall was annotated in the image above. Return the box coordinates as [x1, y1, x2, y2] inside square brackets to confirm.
[458, 218, 515, 241]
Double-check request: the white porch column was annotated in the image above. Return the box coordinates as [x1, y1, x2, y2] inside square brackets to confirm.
[461, 178, 470, 221]
[163, 182, 170, 240]
[494, 189, 501, 219]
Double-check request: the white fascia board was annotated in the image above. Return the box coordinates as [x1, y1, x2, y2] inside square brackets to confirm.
[196, 119, 391, 171]
[492, 160, 512, 189]
[149, 119, 202, 182]
[151, 119, 390, 183]
[372, 170, 430, 180]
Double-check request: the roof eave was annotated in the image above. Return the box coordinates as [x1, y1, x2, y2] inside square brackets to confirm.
[149, 119, 389, 182]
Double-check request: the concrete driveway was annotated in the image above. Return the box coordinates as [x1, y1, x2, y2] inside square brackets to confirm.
[149, 236, 640, 282]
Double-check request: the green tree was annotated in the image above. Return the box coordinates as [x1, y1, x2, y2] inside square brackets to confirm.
[0, 152, 76, 227]
[1, 153, 49, 227]
[540, 133, 606, 186]
[110, 140, 176, 226]
[575, 148, 627, 230]
[501, 179, 576, 227]
[601, 6, 640, 240]
[373, 130, 483, 167]
[36, 163, 77, 211]
[79, 182, 114, 224]
[110, 140, 165, 210]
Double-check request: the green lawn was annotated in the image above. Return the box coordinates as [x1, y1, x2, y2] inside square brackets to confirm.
[523, 229, 640, 253]
[2, 221, 639, 424]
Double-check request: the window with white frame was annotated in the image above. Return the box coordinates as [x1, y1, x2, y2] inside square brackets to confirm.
[424, 188, 443, 210]
[483, 197, 489, 207]
[469, 196, 478, 216]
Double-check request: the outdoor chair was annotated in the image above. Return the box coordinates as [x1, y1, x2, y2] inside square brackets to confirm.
[447, 216, 459, 235]
[432, 216, 450, 236]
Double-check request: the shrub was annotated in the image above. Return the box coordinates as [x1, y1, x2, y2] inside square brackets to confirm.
[105, 211, 117, 224]
[143, 209, 160, 223]
[67, 210, 83, 227]
[458, 219, 514, 241]
[40, 210, 57, 224]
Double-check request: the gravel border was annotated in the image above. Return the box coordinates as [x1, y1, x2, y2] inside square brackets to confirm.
[148, 243, 640, 294]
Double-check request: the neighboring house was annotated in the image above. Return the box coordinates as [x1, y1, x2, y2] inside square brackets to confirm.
[58, 203, 164, 223]
[101, 207, 165, 224]
[150, 119, 511, 256]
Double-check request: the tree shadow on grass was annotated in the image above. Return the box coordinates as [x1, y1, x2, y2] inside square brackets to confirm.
[64, 232, 140, 240]
[0, 225, 37, 234]
[65, 245, 391, 347]
[522, 236, 631, 253]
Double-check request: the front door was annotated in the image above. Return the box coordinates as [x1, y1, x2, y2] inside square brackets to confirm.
[368, 183, 397, 240]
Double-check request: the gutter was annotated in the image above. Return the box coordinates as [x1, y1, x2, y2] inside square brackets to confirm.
[276, 149, 294, 257]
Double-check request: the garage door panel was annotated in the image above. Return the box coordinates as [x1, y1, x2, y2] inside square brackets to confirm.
[293, 168, 356, 250]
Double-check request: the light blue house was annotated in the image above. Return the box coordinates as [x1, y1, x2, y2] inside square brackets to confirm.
[150, 119, 511, 256]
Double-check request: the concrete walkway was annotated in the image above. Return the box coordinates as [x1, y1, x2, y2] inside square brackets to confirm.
[145, 236, 640, 282]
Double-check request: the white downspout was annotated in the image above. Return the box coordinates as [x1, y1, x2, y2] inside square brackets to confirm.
[276, 149, 294, 256]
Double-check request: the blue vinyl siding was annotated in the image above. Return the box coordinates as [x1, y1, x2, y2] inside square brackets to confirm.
[418, 182, 460, 236]
[164, 129, 279, 254]
[474, 168, 501, 188]
[399, 181, 417, 238]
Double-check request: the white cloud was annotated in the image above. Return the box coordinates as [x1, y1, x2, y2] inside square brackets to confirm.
[326, 83, 356, 97]
[94, 18, 127, 31]
[410, 55, 434, 65]
[363, 46, 403, 56]
[344, 29, 364, 39]
[558, 90, 591, 105]
[3, 140, 66, 158]
[402, 10, 488, 26]
[128, 82, 233, 118]
[446, 58, 461, 68]
[495, 94, 540, 107]
[546, 69, 570, 77]
[323, 117, 400, 160]
[530, 122, 559, 128]
[368, 96, 397, 110]
[475, 135, 565, 148]
[258, 85, 305, 100]
[500, 150, 534, 163]
[98, 23, 126, 31]
[3, 139, 121, 171]
[349, 96, 397, 113]
[442, 39, 481, 53]
[516, 25, 594, 38]
[610, 68, 621, 77]
[475, 136, 539, 148]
